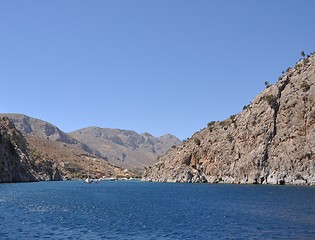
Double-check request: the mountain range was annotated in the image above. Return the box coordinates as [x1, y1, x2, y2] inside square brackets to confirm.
[2, 53, 314, 185]
[0, 113, 181, 182]
[69, 127, 181, 170]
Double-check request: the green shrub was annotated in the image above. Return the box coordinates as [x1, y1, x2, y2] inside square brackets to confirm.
[219, 120, 229, 127]
[226, 134, 234, 143]
[243, 104, 250, 110]
[265, 94, 278, 108]
[304, 58, 310, 65]
[230, 115, 236, 123]
[295, 63, 302, 70]
[301, 81, 310, 92]
[264, 81, 271, 88]
[194, 138, 201, 146]
[207, 121, 216, 128]
[207, 121, 216, 132]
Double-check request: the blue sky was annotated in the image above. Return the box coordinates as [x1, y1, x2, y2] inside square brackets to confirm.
[1, 0, 314, 140]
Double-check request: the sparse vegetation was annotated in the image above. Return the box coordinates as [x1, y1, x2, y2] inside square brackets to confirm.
[230, 115, 236, 124]
[243, 104, 250, 110]
[301, 81, 310, 92]
[295, 63, 302, 70]
[226, 133, 234, 143]
[207, 121, 216, 128]
[69, 172, 85, 179]
[304, 58, 310, 65]
[264, 81, 271, 88]
[194, 138, 201, 146]
[219, 120, 229, 127]
[207, 121, 216, 132]
[265, 94, 278, 108]
[128, 169, 143, 179]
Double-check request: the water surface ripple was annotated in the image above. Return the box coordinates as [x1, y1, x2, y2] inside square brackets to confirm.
[0, 181, 314, 239]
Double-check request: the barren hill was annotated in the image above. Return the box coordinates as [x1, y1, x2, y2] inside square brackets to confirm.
[144, 53, 315, 185]
[0, 114, 127, 180]
[1, 114, 181, 179]
[69, 127, 182, 170]
[1, 114, 102, 157]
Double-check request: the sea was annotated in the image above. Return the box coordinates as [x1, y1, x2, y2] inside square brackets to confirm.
[0, 181, 314, 240]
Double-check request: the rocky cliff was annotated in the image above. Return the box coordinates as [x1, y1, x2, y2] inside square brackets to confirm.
[0, 117, 36, 183]
[144, 53, 315, 185]
[0, 115, 126, 181]
[1, 114, 181, 180]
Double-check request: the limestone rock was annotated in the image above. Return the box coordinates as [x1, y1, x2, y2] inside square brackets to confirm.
[68, 127, 182, 170]
[1, 114, 181, 171]
[144, 53, 315, 186]
[0, 117, 37, 183]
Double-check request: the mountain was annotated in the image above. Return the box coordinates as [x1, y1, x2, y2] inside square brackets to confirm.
[0, 114, 126, 181]
[1, 114, 102, 157]
[3, 114, 74, 143]
[68, 127, 182, 170]
[1, 114, 181, 180]
[0, 116, 37, 182]
[144, 53, 315, 185]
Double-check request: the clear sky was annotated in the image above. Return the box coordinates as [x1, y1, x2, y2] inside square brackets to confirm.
[1, 0, 314, 140]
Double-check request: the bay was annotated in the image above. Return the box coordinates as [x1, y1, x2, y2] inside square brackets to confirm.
[0, 181, 314, 239]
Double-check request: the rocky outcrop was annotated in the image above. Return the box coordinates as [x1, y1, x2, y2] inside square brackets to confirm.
[144, 53, 315, 185]
[0, 117, 67, 182]
[0, 117, 37, 183]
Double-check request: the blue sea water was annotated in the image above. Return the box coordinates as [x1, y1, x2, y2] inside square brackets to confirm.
[0, 181, 314, 240]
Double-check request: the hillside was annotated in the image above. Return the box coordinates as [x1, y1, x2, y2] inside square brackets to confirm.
[0, 114, 101, 157]
[144, 53, 315, 185]
[0, 117, 37, 182]
[1, 114, 181, 179]
[0, 114, 127, 180]
[69, 127, 181, 170]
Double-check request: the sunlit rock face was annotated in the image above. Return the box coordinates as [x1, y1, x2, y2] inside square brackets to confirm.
[0, 117, 36, 183]
[144, 54, 315, 185]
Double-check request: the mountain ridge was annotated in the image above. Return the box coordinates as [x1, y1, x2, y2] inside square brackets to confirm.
[1, 113, 181, 174]
[0, 114, 139, 181]
[144, 53, 315, 185]
[68, 126, 181, 170]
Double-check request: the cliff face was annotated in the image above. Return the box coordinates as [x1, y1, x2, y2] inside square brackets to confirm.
[0, 115, 126, 181]
[0, 117, 36, 183]
[144, 54, 315, 185]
